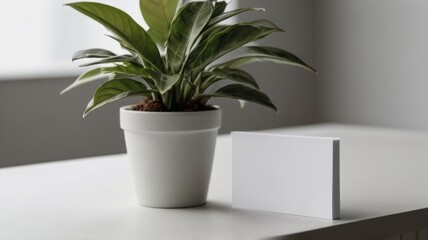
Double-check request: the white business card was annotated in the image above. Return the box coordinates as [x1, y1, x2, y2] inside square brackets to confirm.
[232, 132, 340, 219]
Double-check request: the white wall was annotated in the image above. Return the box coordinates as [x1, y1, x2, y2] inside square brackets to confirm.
[315, 0, 428, 131]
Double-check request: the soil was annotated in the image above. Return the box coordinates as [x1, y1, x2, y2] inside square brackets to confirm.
[132, 100, 216, 112]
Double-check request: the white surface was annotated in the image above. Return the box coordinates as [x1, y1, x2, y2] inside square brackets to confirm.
[120, 107, 221, 207]
[1, 123, 428, 239]
[232, 132, 340, 219]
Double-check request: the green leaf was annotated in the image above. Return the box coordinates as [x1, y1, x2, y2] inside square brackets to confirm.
[201, 68, 259, 90]
[247, 46, 316, 72]
[101, 64, 143, 76]
[199, 84, 277, 112]
[247, 19, 281, 29]
[61, 68, 108, 94]
[208, 8, 265, 27]
[211, 1, 228, 18]
[83, 79, 155, 117]
[214, 46, 317, 72]
[166, 1, 213, 74]
[186, 21, 284, 73]
[72, 48, 116, 61]
[103, 64, 157, 87]
[192, 20, 226, 47]
[66, 2, 163, 71]
[79, 55, 142, 67]
[105, 34, 138, 54]
[144, 70, 182, 94]
[140, 0, 180, 44]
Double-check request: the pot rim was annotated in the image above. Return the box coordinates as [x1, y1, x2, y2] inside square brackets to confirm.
[120, 105, 222, 133]
[120, 105, 221, 115]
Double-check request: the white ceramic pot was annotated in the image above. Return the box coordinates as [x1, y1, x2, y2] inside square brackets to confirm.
[120, 106, 222, 208]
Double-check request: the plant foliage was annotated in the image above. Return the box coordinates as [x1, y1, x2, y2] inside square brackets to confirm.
[62, 0, 316, 117]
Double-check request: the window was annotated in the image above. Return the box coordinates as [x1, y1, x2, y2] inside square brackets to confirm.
[0, 0, 142, 79]
[0, 0, 236, 79]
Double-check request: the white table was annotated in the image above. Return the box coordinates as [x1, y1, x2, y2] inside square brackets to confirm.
[1, 124, 428, 240]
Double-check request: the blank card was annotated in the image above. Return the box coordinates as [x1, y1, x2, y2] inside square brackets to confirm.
[232, 132, 340, 219]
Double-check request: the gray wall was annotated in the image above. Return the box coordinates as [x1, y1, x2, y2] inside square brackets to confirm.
[0, 77, 129, 167]
[314, 0, 428, 131]
[0, 1, 317, 167]
[225, 0, 316, 132]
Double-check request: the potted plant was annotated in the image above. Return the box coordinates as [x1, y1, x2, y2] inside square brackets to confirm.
[62, 0, 316, 208]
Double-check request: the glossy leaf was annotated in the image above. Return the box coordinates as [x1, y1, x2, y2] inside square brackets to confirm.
[103, 64, 157, 87]
[166, 1, 213, 74]
[140, 0, 179, 45]
[211, 1, 228, 18]
[72, 48, 116, 61]
[84, 79, 155, 117]
[208, 8, 264, 27]
[214, 46, 317, 72]
[78, 55, 142, 67]
[186, 21, 284, 73]
[105, 34, 138, 54]
[247, 19, 281, 29]
[61, 68, 108, 94]
[66, 2, 163, 71]
[144, 70, 182, 94]
[101, 64, 144, 76]
[247, 46, 316, 72]
[191, 21, 226, 50]
[201, 68, 259, 90]
[199, 84, 277, 112]
[65, 1, 317, 113]
[140, 0, 180, 44]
